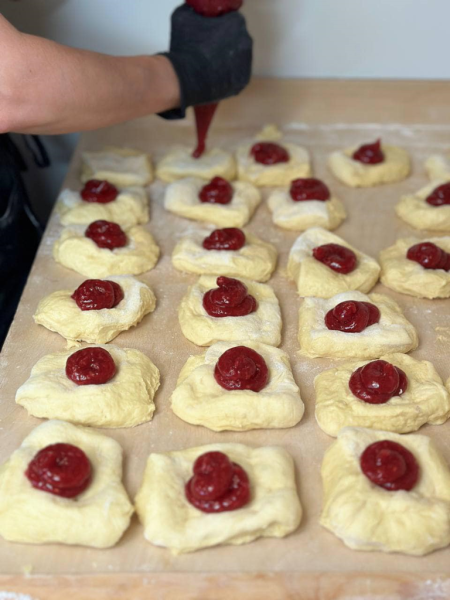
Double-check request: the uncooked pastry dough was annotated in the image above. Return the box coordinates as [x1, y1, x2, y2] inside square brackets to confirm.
[171, 341, 304, 431]
[16, 345, 160, 428]
[395, 181, 450, 232]
[156, 146, 236, 183]
[172, 227, 277, 282]
[379, 236, 450, 299]
[164, 178, 261, 227]
[135, 442, 302, 554]
[34, 276, 156, 345]
[178, 275, 282, 347]
[57, 186, 149, 228]
[81, 147, 153, 187]
[320, 427, 450, 555]
[424, 154, 450, 181]
[53, 224, 160, 278]
[298, 291, 418, 359]
[268, 187, 346, 231]
[328, 143, 410, 187]
[315, 353, 450, 436]
[287, 227, 380, 297]
[0, 420, 133, 547]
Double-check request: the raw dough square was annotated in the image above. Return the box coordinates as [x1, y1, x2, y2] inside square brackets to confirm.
[320, 427, 450, 555]
[178, 275, 282, 347]
[395, 181, 450, 232]
[314, 353, 450, 436]
[171, 341, 304, 431]
[135, 442, 302, 554]
[298, 291, 418, 359]
[156, 146, 236, 183]
[81, 147, 153, 187]
[424, 154, 450, 181]
[287, 227, 380, 298]
[0, 420, 133, 547]
[164, 178, 261, 227]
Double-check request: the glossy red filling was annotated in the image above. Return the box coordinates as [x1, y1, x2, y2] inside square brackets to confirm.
[352, 139, 384, 165]
[406, 242, 450, 271]
[80, 180, 118, 204]
[290, 178, 331, 202]
[325, 300, 380, 333]
[66, 347, 116, 386]
[25, 443, 92, 498]
[199, 177, 233, 204]
[203, 228, 246, 251]
[85, 220, 127, 250]
[192, 103, 219, 158]
[349, 360, 408, 404]
[360, 440, 419, 491]
[185, 451, 250, 513]
[203, 276, 257, 317]
[426, 182, 450, 206]
[71, 279, 124, 311]
[186, 0, 243, 17]
[250, 142, 289, 165]
[214, 346, 269, 392]
[313, 243, 357, 274]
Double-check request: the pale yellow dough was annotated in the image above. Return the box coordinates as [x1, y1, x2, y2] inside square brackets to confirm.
[53, 224, 160, 278]
[396, 180, 450, 232]
[287, 227, 380, 298]
[178, 275, 282, 347]
[164, 178, 261, 227]
[172, 227, 277, 282]
[320, 427, 450, 555]
[57, 187, 149, 228]
[315, 353, 450, 436]
[171, 341, 304, 431]
[379, 236, 450, 299]
[298, 291, 418, 359]
[328, 143, 410, 187]
[156, 146, 236, 183]
[81, 147, 153, 187]
[16, 345, 160, 428]
[424, 154, 450, 181]
[135, 442, 302, 554]
[34, 276, 156, 344]
[0, 420, 133, 547]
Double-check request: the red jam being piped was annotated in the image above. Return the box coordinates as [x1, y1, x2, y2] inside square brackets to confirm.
[360, 440, 419, 491]
[406, 242, 450, 271]
[214, 346, 269, 392]
[349, 360, 408, 404]
[250, 142, 289, 166]
[186, 0, 243, 17]
[203, 228, 246, 251]
[80, 180, 118, 204]
[25, 443, 92, 498]
[426, 182, 450, 206]
[85, 220, 127, 250]
[66, 347, 116, 386]
[185, 451, 250, 513]
[352, 139, 384, 165]
[313, 243, 357, 275]
[325, 300, 380, 333]
[199, 177, 233, 205]
[290, 178, 331, 202]
[192, 103, 219, 158]
[203, 276, 257, 317]
[71, 279, 124, 311]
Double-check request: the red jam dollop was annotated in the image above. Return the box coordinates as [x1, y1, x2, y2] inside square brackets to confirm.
[71, 279, 124, 311]
[426, 182, 450, 206]
[186, 0, 243, 17]
[203, 276, 257, 317]
[66, 347, 116, 386]
[214, 346, 269, 392]
[25, 443, 92, 498]
[325, 300, 380, 333]
[360, 440, 419, 491]
[85, 220, 127, 250]
[199, 177, 233, 204]
[203, 228, 246, 251]
[250, 142, 289, 165]
[313, 243, 357, 275]
[80, 180, 118, 204]
[290, 178, 331, 202]
[349, 360, 408, 404]
[406, 241, 450, 271]
[352, 139, 384, 165]
[185, 451, 250, 513]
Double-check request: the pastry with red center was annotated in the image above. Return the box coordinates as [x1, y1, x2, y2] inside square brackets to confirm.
[156, 145, 236, 183]
[396, 180, 450, 232]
